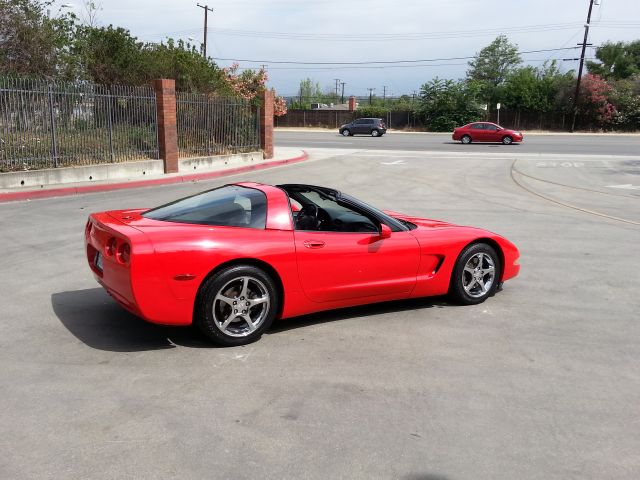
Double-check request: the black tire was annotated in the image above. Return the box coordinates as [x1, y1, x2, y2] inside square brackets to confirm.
[342, 129, 351, 137]
[461, 135, 472, 144]
[371, 129, 380, 137]
[502, 135, 513, 145]
[449, 243, 501, 305]
[195, 265, 279, 346]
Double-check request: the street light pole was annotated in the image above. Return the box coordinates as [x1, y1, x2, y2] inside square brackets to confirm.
[367, 88, 375, 105]
[570, 0, 598, 132]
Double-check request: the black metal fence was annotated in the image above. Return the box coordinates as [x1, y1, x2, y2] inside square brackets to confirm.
[0, 78, 158, 172]
[176, 93, 259, 158]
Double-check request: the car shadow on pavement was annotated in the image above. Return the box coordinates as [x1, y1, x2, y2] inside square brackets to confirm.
[269, 296, 450, 335]
[443, 141, 520, 146]
[52, 288, 455, 352]
[402, 475, 450, 480]
[51, 288, 212, 352]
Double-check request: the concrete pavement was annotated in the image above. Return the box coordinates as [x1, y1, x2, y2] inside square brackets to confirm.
[0, 147, 639, 479]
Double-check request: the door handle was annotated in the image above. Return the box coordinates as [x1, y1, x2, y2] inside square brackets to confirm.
[303, 240, 325, 249]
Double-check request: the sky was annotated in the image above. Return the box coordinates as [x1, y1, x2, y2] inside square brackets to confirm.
[54, 0, 640, 97]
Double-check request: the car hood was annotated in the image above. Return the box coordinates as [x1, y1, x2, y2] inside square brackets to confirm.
[383, 210, 455, 228]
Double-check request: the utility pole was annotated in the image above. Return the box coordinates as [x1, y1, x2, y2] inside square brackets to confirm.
[367, 88, 375, 105]
[340, 82, 346, 104]
[334, 79, 340, 99]
[382, 85, 387, 102]
[571, 0, 598, 132]
[196, 3, 214, 58]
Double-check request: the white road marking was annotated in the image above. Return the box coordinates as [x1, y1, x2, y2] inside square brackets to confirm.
[606, 184, 640, 190]
[381, 160, 406, 165]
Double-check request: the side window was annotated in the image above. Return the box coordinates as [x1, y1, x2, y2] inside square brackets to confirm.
[354, 119, 366, 125]
[471, 124, 484, 129]
[484, 124, 498, 131]
[142, 185, 267, 228]
[291, 191, 378, 233]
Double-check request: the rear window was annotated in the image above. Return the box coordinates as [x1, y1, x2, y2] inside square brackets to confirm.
[142, 185, 267, 228]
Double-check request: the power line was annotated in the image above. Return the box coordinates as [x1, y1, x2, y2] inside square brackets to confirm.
[212, 47, 581, 66]
[141, 20, 640, 43]
[235, 57, 589, 72]
[203, 22, 589, 41]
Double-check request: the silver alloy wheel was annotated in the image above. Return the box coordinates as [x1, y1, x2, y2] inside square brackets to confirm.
[371, 129, 379, 137]
[212, 276, 270, 337]
[462, 252, 496, 298]
[503, 136, 513, 145]
[342, 129, 350, 136]
[461, 135, 471, 144]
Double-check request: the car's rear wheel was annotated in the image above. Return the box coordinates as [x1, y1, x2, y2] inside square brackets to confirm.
[342, 129, 351, 137]
[461, 135, 472, 144]
[371, 129, 380, 137]
[196, 265, 278, 346]
[449, 243, 501, 305]
[502, 135, 513, 145]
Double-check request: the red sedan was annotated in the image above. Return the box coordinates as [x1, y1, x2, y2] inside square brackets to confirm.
[453, 122, 523, 145]
[85, 183, 520, 346]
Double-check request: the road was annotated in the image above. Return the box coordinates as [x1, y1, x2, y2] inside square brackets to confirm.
[1, 146, 639, 479]
[275, 129, 640, 156]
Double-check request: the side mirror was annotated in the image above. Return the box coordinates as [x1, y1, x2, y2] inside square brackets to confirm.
[378, 223, 392, 239]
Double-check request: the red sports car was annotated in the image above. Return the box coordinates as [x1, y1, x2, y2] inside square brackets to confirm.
[85, 183, 520, 346]
[452, 122, 523, 145]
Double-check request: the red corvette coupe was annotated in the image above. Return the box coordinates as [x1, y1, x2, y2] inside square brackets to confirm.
[452, 122, 523, 145]
[85, 183, 520, 346]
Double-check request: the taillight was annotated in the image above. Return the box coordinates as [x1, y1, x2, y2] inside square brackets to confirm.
[116, 242, 131, 264]
[105, 237, 117, 256]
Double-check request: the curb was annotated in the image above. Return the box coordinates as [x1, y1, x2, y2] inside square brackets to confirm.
[0, 151, 308, 203]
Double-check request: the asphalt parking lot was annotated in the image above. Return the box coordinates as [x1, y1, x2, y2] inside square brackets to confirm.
[1, 145, 639, 479]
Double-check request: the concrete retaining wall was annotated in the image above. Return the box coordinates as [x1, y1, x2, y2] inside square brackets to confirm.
[0, 152, 263, 190]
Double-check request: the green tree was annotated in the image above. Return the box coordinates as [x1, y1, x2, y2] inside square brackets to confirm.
[144, 39, 229, 93]
[74, 25, 145, 85]
[417, 77, 484, 131]
[0, 0, 77, 78]
[467, 35, 522, 103]
[503, 61, 574, 113]
[587, 41, 640, 80]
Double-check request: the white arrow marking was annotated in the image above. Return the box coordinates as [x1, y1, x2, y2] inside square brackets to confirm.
[381, 160, 405, 165]
[606, 184, 640, 190]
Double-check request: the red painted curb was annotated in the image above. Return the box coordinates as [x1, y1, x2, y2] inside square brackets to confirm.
[0, 151, 308, 203]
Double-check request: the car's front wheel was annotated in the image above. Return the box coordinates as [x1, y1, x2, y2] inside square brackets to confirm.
[449, 243, 501, 305]
[341, 129, 351, 137]
[461, 135, 472, 144]
[371, 129, 380, 137]
[502, 135, 513, 145]
[196, 265, 278, 346]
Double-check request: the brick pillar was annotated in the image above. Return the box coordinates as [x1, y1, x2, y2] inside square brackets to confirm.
[259, 89, 274, 159]
[154, 79, 179, 173]
[348, 96, 357, 112]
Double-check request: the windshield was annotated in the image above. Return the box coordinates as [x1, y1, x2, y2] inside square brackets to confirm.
[278, 184, 407, 232]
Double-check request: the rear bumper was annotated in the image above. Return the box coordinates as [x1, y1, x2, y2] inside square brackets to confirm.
[85, 214, 193, 327]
